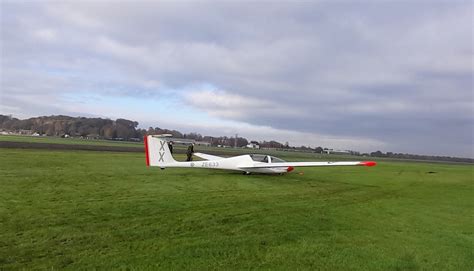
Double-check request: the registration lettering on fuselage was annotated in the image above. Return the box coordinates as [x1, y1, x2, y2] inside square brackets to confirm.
[201, 161, 219, 168]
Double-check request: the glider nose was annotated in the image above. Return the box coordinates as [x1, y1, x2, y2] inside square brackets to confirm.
[287, 166, 295, 172]
[359, 161, 377, 167]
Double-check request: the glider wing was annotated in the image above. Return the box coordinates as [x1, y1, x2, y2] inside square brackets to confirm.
[239, 161, 376, 169]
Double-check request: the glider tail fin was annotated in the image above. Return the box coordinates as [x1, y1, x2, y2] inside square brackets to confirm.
[144, 135, 176, 168]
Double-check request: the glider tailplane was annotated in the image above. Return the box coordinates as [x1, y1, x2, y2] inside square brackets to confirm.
[144, 135, 176, 168]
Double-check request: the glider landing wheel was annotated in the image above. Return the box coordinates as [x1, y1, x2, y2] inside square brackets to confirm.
[243, 171, 251, 175]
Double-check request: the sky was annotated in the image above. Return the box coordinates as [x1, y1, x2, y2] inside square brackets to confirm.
[0, 1, 472, 157]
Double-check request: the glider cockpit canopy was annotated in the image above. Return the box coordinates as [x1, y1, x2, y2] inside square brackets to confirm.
[249, 154, 286, 163]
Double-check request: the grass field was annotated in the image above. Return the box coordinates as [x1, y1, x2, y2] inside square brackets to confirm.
[1, 147, 473, 270]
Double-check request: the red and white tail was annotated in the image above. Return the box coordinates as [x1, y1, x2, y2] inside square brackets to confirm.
[144, 135, 176, 168]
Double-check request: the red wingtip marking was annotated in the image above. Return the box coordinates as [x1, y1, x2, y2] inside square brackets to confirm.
[287, 166, 294, 172]
[144, 135, 150, 167]
[360, 161, 377, 167]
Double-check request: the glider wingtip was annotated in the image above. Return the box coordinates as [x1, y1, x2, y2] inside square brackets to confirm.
[360, 161, 377, 167]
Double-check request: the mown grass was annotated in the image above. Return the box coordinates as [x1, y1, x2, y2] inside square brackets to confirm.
[0, 148, 472, 270]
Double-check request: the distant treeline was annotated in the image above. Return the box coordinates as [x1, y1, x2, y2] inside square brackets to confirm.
[0, 115, 142, 140]
[0, 115, 472, 163]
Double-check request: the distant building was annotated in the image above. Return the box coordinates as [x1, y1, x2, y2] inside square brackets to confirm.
[87, 134, 101, 140]
[195, 141, 211, 146]
[246, 142, 260, 149]
[325, 148, 351, 155]
[19, 129, 33, 135]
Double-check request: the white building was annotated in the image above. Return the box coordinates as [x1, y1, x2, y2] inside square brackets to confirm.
[246, 142, 260, 149]
[325, 149, 351, 155]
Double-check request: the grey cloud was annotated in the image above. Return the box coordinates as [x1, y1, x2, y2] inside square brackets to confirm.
[1, 1, 472, 157]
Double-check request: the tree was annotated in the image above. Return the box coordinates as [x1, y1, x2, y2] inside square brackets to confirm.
[314, 146, 324, 153]
[370, 150, 384, 157]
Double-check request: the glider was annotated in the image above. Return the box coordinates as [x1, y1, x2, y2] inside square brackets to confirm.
[144, 135, 376, 174]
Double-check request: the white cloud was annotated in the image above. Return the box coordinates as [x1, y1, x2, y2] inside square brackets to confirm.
[33, 28, 57, 42]
[184, 89, 274, 118]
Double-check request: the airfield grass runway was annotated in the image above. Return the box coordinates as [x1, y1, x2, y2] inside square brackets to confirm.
[0, 147, 472, 270]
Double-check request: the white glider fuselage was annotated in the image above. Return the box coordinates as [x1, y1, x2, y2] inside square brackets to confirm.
[157, 155, 293, 174]
[144, 135, 376, 174]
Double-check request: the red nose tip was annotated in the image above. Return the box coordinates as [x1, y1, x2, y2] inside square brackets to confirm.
[359, 161, 377, 167]
[287, 166, 294, 172]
